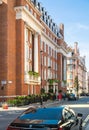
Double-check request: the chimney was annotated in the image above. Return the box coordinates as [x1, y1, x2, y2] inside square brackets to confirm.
[74, 42, 78, 54]
[59, 23, 64, 38]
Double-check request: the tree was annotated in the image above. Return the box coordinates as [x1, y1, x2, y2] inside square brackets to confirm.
[74, 76, 79, 97]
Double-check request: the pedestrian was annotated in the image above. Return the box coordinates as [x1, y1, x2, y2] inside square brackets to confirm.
[58, 91, 62, 104]
[55, 89, 58, 100]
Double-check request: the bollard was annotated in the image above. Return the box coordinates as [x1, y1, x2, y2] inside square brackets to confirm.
[2, 103, 8, 109]
[40, 96, 43, 106]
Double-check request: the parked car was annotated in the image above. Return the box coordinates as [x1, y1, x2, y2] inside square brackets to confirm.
[6, 105, 83, 130]
[86, 93, 89, 96]
[80, 93, 86, 96]
[68, 93, 77, 101]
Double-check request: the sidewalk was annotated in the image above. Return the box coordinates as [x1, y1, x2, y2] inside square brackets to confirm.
[0, 106, 28, 111]
[0, 99, 69, 111]
[0, 100, 60, 111]
[0, 102, 41, 111]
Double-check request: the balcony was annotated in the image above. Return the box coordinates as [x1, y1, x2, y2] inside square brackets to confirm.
[24, 73, 41, 85]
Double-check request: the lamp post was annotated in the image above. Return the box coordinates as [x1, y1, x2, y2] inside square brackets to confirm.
[48, 66, 51, 91]
[40, 50, 43, 106]
[40, 50, 43, 93]
[77, 59, 79, 98]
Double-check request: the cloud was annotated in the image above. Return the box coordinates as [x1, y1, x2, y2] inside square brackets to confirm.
[65, 22, 89, 44]
[77, 23, 89, 30]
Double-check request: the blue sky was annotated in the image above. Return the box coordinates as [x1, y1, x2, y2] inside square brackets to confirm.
[39, 0, 89, 71]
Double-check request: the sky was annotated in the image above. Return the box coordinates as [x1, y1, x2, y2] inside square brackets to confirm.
[39, 0, 89, 71]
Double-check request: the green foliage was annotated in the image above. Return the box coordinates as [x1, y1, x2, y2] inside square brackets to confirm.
[74, 76, 79, 90]
[7, 93, 56, 106]
[41, 88, 45, 94]
[62, 80, 67, 84]
[74, 76, 79, 96]
[48, 88, 53, 93]
[48, 79, 54, 85]
[54, 79, 60, 83]
[28, 71, 39, 77]
[28, 71, 33, 75]
[33, 72, 39, 77]
[48, 79, 60, 85]
[47, 92, 56, 100]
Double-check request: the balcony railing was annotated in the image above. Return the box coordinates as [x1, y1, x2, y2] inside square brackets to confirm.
[24, 74, 41, 85]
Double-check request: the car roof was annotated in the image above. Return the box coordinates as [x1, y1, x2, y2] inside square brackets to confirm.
[19, 106, 65, 122]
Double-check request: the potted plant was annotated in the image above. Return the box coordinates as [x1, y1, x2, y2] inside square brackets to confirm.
[28, 71, 33, 76]
[33, 72, 39, 77]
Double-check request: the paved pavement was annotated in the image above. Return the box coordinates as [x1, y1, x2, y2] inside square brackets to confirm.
[0, 100, 72, 113]
[0, 100, 60, 111]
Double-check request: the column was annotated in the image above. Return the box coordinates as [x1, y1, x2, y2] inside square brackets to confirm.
[34, 33, 38, 72]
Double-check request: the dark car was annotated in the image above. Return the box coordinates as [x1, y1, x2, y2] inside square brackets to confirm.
[86, 93, 89, 96]
[6, 105, 83, 130]
[68, 93, 77, 101]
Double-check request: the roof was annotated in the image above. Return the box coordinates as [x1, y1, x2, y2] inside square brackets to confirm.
[19, 106, 65, 125]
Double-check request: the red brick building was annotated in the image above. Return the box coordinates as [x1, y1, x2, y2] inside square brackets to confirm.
[0, 0, 68, 100]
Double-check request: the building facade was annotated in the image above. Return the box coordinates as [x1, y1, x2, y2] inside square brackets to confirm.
[67, 42, 87, 95]
[0, 0, 68, 100]
[86, 72, 89, 93]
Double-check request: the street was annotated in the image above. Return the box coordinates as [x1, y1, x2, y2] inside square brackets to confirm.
[0, 96, 89, 130]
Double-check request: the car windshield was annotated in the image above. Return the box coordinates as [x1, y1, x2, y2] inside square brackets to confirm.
[20, 107, 62, 121]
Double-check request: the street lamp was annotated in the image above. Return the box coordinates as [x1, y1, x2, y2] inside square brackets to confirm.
[48, 66, 51, 91]
[40, 50, 43, 106]
[40, 50, 43, 93]
[77, 59, 79, 98]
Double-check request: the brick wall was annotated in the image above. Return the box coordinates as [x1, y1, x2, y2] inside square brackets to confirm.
[0, 2, 8, 96]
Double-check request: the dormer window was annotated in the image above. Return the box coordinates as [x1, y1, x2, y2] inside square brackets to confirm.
[42, 7, 45, 12]
[49, 22, 51, 28]
[71, 52, 74, 56]
[34, 0, 38, 6]
[34, 12, 37, 18]
[42, 15, 44, 20]
[46, 18, 48, 25]
[25, 4, 29, 10]
[31, 0, 37, 6]
[45, 11, 47, 16]
[31, 0, 34, 3]
[30, 9, 33, 14]
[38, 2, 41, 11]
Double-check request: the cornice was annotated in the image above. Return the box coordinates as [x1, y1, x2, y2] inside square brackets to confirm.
[41, 31, 58, 48]
[25, 0, 41, 16]
[14, 6, 44, 34]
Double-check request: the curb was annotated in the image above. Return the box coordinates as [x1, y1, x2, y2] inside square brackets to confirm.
[0, 100, 69, 112]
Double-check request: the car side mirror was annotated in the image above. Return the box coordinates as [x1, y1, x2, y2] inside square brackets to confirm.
[77, 113, 83, 117]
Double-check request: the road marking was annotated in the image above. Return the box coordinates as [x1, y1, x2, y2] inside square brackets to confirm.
[68, 104, 89, 108]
